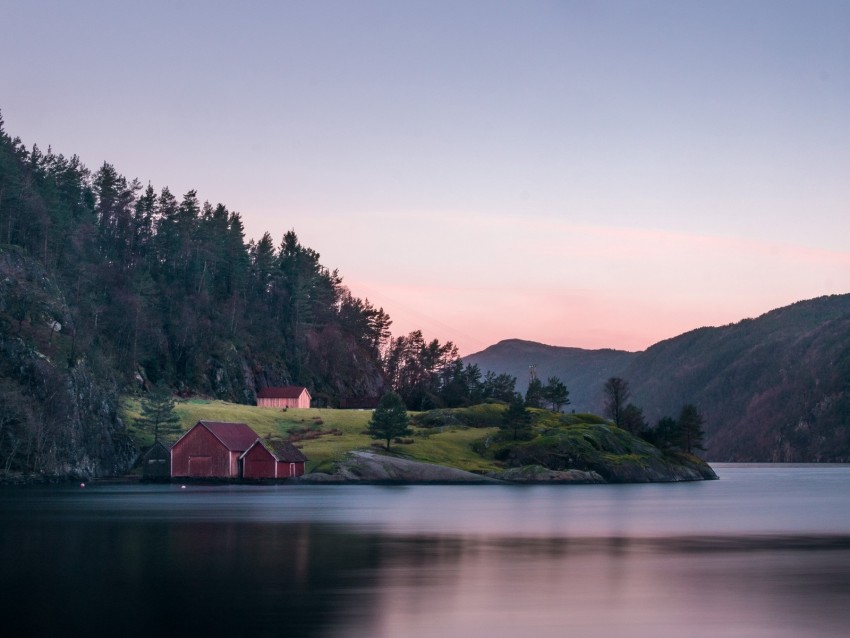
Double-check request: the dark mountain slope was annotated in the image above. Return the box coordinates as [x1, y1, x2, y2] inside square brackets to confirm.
[625, 294, 850, 461]
[464, 339, 637, 412]
[465, 295, 850, 462]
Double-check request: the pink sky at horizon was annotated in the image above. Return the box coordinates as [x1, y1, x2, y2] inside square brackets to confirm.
[2, 1, 849, 357]
[300, 216, 850, 355]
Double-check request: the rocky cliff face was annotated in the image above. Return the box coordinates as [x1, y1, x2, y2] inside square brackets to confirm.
[0, 249, 136, 478]
[198, 327, 387, 407]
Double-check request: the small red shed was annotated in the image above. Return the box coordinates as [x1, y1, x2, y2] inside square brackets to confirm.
[256, 386, 311, 409]
[241, 439, 308, 479]
[171, 421, 260, 478]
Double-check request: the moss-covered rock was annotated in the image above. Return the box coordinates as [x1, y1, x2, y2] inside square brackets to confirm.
[300, 450, 501, 483]
[490, 419, 716, 483]
[412, 403, 507, 429]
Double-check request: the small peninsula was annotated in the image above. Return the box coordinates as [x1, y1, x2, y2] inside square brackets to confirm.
[127, 399, 716, 485]
[299, 410, 716, 484]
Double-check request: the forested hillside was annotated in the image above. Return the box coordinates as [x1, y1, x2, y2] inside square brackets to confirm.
[624, 295, 850, 461]
[466, 296, 850, 461]
[5, 110, 846, 473]
[0, 114, 457, 475]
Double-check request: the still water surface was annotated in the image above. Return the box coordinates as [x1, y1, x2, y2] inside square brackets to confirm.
[2, 465, 849, 637]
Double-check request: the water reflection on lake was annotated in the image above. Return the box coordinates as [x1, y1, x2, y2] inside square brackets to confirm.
[2, 465, 849, 637]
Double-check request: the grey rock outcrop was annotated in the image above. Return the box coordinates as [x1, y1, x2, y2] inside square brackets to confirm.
[299, 450, 501, 484]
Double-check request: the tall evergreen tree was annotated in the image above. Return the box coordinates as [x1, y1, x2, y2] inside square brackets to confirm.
[542, 376, 570, 412]
[651, 416, 680, 450]
[137, 382, 182, 444]
[619, 403, 648, 435]
[677, 404, 706, 454]
[368, 392, 411, 451]
[502, 393, 532, 440]
[525, 377, 544, 408]
[383, 330, 460, 409]
[482, 371, 517, 403]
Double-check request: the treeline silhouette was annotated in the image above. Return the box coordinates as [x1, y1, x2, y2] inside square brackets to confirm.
[0, 112, 495, 473]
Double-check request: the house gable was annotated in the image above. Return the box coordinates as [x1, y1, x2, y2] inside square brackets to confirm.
[256, 386, 311, 409]
[141, 441, 171, 479]
[171, 421, 260, 478]
[241, 440, 277, 479]
[239, 439, 308, 479]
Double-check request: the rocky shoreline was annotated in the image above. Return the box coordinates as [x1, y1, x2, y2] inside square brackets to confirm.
[1, 449, 717, 486]
[296, 450, 717, 484]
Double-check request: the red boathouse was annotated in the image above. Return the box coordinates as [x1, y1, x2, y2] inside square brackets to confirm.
[171, 421, 260, 478]
[241, 439, 308, 479]
[256, 386, 311, 409]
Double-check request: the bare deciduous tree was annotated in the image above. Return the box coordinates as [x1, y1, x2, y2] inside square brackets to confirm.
[603, 377, 631, 427]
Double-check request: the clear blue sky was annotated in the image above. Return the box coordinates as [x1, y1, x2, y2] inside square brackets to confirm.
[2, 0, 849, 353]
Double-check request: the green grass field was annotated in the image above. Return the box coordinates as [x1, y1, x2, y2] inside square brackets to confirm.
[124, 397, 702, 481]
[123, 397, 503, 473]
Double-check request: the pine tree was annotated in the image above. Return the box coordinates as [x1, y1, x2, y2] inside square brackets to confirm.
[368, 392, 411, 451]
[482, 372, 517, 403]
[502, 393, 532, 440]
[652, 416, 680, 450]
[542, 376, 570, 412]
[677, 404, 706, 454]
[138, 382, 182, 444]
[525, 377, 544, 408]
[619, 403, 648, 435]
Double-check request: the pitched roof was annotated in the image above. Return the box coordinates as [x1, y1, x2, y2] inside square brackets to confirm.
[141, 440, 171, 458]
[240, 439, 309, 463]
[266, 440, 309, 463]
[198, 421, 260, 452]
[257, 386, 310, 399]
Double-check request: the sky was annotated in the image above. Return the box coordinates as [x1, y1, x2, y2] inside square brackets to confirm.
[2, 0, 849, 355]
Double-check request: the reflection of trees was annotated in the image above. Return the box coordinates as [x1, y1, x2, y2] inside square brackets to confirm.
[6, 506, 850, 638]
[0, 518, 385, 638]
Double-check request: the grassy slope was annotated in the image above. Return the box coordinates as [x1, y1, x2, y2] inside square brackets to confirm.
[123, 398, 700, 479]
[123, 398, 501, 473]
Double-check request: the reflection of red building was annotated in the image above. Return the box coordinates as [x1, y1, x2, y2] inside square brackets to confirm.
[241, 440, 308, 479]
[256, 386, 311, 409]
[171, 421, 260, 478]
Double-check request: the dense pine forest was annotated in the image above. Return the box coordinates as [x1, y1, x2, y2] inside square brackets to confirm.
[0, 112, 499, 476]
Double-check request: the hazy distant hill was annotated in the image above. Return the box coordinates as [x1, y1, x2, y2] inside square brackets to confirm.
[465, 295, 850, 462]
[463, 339, 638, 413]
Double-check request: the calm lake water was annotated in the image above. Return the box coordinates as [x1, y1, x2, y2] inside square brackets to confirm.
[2, 465, 850, 637]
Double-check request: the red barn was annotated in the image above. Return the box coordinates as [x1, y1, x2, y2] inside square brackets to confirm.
[241, 439, 308, 479]
[171, 421, 260, 478]
[256, 386, 311, 409]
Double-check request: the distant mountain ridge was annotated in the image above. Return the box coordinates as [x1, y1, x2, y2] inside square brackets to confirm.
[465, 294, 850, 462]
[464, 339, 637, 413]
